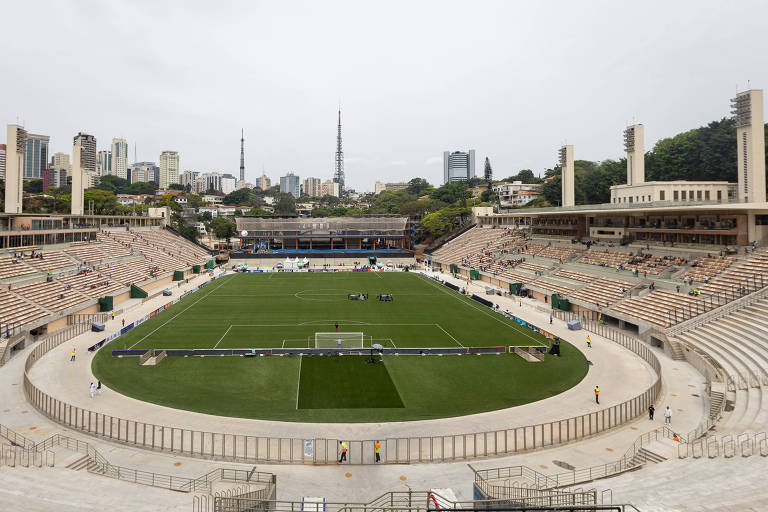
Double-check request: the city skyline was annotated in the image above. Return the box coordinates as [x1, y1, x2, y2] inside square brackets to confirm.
[1, 1, 768, 192]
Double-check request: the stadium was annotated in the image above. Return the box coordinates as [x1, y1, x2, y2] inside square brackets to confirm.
[1, 28, 768, 512]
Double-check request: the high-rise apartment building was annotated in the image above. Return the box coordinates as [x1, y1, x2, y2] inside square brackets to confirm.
[73, 133, 97, 174]
[221, 174, 237, 195]
[375, 181, 408, 195]
[23, 133, 49, 180]
[0, 144, 5, 180]
[303, 177, 321, 197]
[443, 150, 476, 184]
[320, 180, 341, 198]
[51, 152, 71, 173]
[97, 150, 112, 176]
[180, 170, 199, 189]
[280, 173, 301, 198]
[258, 174, 271, 190]
[42, 168, 67, 191]
[111, 138, 128, 179]
[159, 151, 180, 189]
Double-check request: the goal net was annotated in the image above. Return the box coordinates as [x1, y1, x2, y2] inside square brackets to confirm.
[315, 332, 365, 349]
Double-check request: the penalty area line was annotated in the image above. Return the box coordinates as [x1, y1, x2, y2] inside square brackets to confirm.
[435, 324, 465, 348]
[212, 325, 233, 349]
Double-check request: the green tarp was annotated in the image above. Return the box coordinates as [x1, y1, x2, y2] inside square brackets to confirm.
[130, 284, 148, 299]
[98, 296, 113, 312]
[449, 264, 459, 274]
[205, 260, 214, 269]
[551, 294, 571, 311]
[192, 265, 201, 274]
[368, 256, 377, 265]
[509, 282, 523, 295]
[173, 270, 184, 281]
[469, 270, 480, 280]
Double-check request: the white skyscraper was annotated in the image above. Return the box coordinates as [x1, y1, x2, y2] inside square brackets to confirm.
[159, 151, 180, 189]
[97, 150, 112, 176]
[111, 138, 128, 179]
[443, 150, 476, 184]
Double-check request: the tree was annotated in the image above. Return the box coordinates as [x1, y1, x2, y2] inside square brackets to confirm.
[399, 199, 436, 217]
[406, 178, 432, 196]
[274, 193, 296, 215]
[24, 179, 43, 194]
[223, 188, 254, 205]
[480, 189, 498, 203]
[83, 189, 121, 214]
[127, 181, 157, 195]
[176, 223, 199, 241]
[169, 183, 185, 190]
[197, 211, 213, 222]
[429, 182, 472, 205]
[210, 217, 237, 243]
[97, 175, 130, 193]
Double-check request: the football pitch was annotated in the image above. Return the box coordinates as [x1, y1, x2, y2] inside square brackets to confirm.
[92, 272, 588, 422]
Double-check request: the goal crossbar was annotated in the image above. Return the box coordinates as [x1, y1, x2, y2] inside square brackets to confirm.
[315, 332, 365, 348]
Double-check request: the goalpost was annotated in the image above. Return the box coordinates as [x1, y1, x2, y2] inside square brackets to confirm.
[315, 332, 366, 349]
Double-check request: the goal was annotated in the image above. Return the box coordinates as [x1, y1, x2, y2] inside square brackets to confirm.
[315, 332, 365, 349]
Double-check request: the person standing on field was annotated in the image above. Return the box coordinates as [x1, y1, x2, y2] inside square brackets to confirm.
[338, 441, 347, 463]
[335, 322, 339, 332]
[70, 348, 76, 361]
[586, 335, 592, 348]
[594, 385, 599, 404]
[375, 440, 381, 463]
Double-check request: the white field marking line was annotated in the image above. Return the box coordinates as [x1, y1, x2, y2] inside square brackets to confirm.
[268, 273, 274, 279]
[435, 323, 465, 348]
[373, 271, 383, 279]
[416, 273, 546, 347]
[372, 337, 396, 348]
[296, 355, 302, 409]
[229, 323, 435, 327]
[127, 277, 231, 349]
[212, 325, 233, 349]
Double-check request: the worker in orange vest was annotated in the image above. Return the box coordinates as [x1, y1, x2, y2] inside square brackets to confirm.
[70, 348, 76, 362]
[374, 440, 381, 463]
[594, 385, 599, 404]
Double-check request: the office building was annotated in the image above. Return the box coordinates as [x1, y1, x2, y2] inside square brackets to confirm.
[280, 173, 301, 198]
[130, 162, 159, 184]
[303, 177, 321, 197]
[111, 138, 128, 179]
[42, 168, 67, 191]
[258, 174, 271, 190]
[23, 133, 49, 180]
[5, 125, 26, 213]
[443, 150, 476, 184]
[73, 133, 97, 174]
[159, 151, 180, 189]
[0, 144, 5, 180]
[97, 150, 112, 176]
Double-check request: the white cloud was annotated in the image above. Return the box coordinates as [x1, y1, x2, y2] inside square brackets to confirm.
[424, 156, 442, 166]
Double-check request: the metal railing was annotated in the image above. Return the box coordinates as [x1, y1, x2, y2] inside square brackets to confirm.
[678, 432, 768, 459]
[551, 310, 640, 347]
[0, 422, 36, 449]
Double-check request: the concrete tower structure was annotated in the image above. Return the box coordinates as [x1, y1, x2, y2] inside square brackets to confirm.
[624, 124, 645, 186]
[71, 139, 86, 215]
[731, 89, 766, 203]
[333, 110, 344, 191]
[239, 129, 245, 184]
[73, 133, 97, 174]
[4, 125, 27, 214]
[0, 144, 6, 180]
[559, 145, 574, 207]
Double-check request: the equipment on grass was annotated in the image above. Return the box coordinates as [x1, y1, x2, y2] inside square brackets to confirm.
[315, 332, 365, 349]
[348, 293, 368, 301]
[377, 294, 393, 302]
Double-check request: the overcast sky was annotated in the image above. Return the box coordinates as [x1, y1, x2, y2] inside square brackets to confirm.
[2, 0, 767, 192]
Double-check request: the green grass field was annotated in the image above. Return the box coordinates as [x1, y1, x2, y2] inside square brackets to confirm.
[92, 272, 588, 422]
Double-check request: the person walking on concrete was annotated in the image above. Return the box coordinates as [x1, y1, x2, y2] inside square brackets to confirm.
[594, 385, 599, 404]
[70, 348, 76, 361]
[111, 311, 115, 321]
[122, 319, 125, 328]
[664, 406, 672, 425]
[374, 440, 381, 463]
[649, 404, 655, 420]
[338, 441, 347, 463]
[89, 382, 95, 398]
[549, 314, 553, 324]
[96, 381, 102, 395]
[586, 335, 592, 348]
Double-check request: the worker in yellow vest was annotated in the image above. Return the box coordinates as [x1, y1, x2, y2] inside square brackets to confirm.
[338, 441, 347, 463]
[374, 440, 381, 463]
[70, 348, 76, 362]
[594, 385, 600, 404]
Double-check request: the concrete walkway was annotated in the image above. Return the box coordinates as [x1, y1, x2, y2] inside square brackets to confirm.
[0, 266, 707, 504]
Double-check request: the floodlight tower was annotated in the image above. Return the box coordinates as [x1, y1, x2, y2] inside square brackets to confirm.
[624, 124, 645, 186]
[559, 145, 574, 207]
[4, 125, 26, 214]
[731, 89, 766, 203]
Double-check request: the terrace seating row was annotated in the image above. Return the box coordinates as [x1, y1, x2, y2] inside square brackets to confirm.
[577, 249, 632, 268]
[568, 278, 633, 308]
[0, 257, 36, 280]
[136, 229, 210, 264]
[13, 279, 88, 313]
[0, 290, 49, 328]
[697, 251, 768, 296]
[57, 271, 126, 298]
[431, 227, 517, 265]
[532, 244, 583, 261]
[515, 262, 551, 273]
[680, 256, 734, 283]
[610, 288, 708, 327]
[21, 250, 78, 272]
[64, 238, 131, 263]
[529, 278, 576, 296]
[552, 269, 599, 282]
